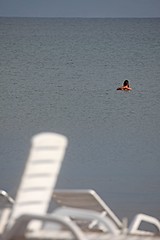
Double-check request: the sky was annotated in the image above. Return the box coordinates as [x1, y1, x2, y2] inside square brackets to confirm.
[0, 0, 160, 18]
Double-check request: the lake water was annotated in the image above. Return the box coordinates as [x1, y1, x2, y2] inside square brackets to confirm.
[0, 17, 160, 222]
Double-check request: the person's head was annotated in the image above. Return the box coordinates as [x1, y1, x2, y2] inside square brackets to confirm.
[123, 80, 129, 87]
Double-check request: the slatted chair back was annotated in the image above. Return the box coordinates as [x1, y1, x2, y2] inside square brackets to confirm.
[53, 189, 122, 229]
[8, 132, 68, 231]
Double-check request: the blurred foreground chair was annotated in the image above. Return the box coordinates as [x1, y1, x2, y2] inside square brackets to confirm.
[1, 133, 160, 239]
[53, 189, 122, 230]
[0, 133, 86, 240]
[53, 189, 160, 236]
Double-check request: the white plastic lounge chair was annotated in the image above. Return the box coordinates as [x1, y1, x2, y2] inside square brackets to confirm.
[8, 132, 68, 230]
[0, 133, 87, 240]
[54, 207, 160, 240]
[52, 189, 160, 236]
[0, 190, 14, 206]
[129, 213, 160, 235]
[52, 189, 122, 230]
[54, 207, 121, 235]
[0, 190, 14, 234]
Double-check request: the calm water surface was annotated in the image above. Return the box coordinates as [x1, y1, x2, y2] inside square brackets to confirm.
[0, 17, 160, 222]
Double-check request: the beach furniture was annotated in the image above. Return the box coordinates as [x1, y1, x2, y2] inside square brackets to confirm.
[53, 207, 160, 239]
[1, 133, 160, 239]
[52, 189, 160, 236]
[54, 206, 121, 234]
[53, 189, 122, 230]
[0, 190, 14, 235]
[0, 133, 86, 240]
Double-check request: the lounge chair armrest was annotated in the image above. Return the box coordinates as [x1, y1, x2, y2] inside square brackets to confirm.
[129, 213, 160, 235]
[2, 214, 87, 240]
[0, 190, 14, 206]
[54, 207, 120, 235]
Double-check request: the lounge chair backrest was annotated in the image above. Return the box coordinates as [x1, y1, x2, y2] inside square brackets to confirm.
[53, 189, 122, 229]
[7, 132, 68, 231]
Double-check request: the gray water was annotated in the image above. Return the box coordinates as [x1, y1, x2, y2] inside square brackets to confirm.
[0, 17, 160, 222]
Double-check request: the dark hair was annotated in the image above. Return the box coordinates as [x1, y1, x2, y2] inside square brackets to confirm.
[123, 80, 129, 87]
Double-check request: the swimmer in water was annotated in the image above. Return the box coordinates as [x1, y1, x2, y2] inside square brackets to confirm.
[117, 80, 132, 91]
